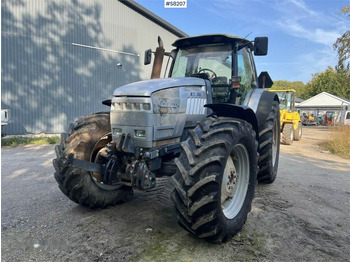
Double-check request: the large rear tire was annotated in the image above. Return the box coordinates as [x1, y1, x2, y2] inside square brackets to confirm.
[257, 101, 280, 183]
[53, 113, 132, 208]
[171, 116, 258, 242]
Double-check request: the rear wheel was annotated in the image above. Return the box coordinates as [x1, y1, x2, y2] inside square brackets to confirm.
[257, 101, 280, 183]
[294, 123, 302, 141]
[171, 116, 258, 242]
[53, 113, 132, 208]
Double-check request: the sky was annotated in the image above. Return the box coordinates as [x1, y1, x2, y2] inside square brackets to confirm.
[135, 0, 349, 84]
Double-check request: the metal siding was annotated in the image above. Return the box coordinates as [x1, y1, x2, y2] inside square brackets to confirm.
[1, 0, 181, 134]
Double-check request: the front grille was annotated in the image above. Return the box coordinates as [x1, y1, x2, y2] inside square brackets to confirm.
[111, 102, 151, 111]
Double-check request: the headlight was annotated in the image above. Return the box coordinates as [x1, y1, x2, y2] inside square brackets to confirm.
[134, 129, 146, 137]
[112, 128, 122, 136]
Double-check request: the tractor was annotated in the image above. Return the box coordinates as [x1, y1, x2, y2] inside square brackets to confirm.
[269, 89, 302, 145]
[53, 34, 280, 242]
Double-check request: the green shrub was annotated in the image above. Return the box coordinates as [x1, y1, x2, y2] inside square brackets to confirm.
[1, 136, 60, 147]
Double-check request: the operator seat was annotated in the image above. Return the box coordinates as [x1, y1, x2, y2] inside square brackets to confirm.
[211, 76, 230, 103]
[212, 76, 228, 85]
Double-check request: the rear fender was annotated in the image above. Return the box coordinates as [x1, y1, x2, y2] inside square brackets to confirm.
[204, 103, 259, 139]
[244, 89, 279, 130]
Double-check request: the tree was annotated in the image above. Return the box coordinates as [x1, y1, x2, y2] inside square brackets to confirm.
[334, 6, 350, 70]
[272, 80, 307, 98]
[305, 67, 350, 100]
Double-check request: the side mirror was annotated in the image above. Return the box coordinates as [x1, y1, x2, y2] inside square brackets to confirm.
[144, 49, 152, 65]
[254, 37, 268, 56]
[258, 71, 273, 88]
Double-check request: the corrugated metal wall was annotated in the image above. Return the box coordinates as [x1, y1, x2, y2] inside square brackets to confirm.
[1, 0, 182, 134]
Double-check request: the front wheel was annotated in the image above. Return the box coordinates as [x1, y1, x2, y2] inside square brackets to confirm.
[53, 113, 132, 208]
[171, 116, 258, 242]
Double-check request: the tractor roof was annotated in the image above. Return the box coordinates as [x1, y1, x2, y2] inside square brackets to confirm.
[172, 34, 251, 48]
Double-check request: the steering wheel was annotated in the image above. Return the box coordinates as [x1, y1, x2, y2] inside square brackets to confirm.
[198, 68, 217, 79]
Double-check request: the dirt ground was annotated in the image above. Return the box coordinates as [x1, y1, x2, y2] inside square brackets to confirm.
[1, 126, 350, 262]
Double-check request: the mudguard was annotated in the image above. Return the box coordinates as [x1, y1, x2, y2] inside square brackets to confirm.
[205, 103, 259, 139]
[205, 88, 279, 138]
[244, 88, 279, 131]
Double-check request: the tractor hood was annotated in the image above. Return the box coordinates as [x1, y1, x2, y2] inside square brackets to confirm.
[113, 77, 206, 97]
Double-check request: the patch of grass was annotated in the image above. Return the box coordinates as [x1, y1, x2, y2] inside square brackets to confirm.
[131, 226, 268, 262]
[320, 125, 350, 159]
[1, 136, 60, 147]
[231, 231, 267, 259]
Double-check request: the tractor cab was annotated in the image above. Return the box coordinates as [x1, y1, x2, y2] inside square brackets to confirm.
[171, 43, 235, 103]
[146, 34, 272, 105]
[170, 35, 271, 105]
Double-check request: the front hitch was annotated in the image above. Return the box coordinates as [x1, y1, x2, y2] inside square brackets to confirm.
[65, 151, 157, 190]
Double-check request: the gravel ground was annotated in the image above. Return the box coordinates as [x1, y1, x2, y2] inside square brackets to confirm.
[1, 127, 350, 261]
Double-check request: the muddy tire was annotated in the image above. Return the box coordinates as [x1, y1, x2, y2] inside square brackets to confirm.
[294, 123, 302, 141]
[257, 101, 280, 184]
[171, 116, 258, 242]
[282, 123, 294, 145]
[53, 113, 132, 208]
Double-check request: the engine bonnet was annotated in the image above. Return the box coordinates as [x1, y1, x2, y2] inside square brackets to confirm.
[113, 77, 206, 97]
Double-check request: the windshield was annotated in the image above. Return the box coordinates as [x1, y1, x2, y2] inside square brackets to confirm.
[276, 92, 294, 111]
[171, 44, 232, 85]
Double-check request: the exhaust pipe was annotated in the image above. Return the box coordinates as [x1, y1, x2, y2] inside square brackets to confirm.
[151, 36, 165, 79]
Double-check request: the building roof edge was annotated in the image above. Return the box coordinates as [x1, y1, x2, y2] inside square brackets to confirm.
[119, 0, 188, 38]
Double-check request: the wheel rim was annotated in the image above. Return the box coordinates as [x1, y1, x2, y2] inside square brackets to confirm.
[221, 143, 250, 219]
[272, 120, 278, 166]
[90, 133, 112, 182]
[89, 133, 122, 190]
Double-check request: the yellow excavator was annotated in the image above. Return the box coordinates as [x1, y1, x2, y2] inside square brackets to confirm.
[269, 89, 302, 145]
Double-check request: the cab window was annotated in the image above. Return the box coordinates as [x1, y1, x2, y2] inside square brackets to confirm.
[237, 48, 254, 104]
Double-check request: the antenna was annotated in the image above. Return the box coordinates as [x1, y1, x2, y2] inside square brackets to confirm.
[243, 32, 253, 40]
[236, 32, 253, 51]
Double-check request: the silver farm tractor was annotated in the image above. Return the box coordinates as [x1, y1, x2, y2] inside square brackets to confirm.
[53, 34, 280, 242]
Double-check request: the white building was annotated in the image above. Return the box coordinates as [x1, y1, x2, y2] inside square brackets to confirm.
[1, 0, 187, 135]
[296, 92, 350, 125]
